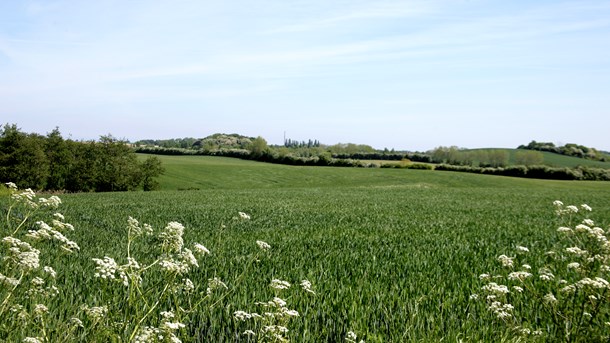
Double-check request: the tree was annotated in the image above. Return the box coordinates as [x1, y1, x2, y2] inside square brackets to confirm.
[0, 124, 49, 189]
[249, 136, 268, 158]
[140, 156, 165, 191]
[514, 150, 544, 166]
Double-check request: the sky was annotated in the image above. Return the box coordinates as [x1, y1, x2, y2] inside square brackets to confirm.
[1, 0, 609, 152]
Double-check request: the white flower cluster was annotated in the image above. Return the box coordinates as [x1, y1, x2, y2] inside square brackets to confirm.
[488, 301, 514, 320]
[0, 273, 20, 287]
[27, 220, 80, 253]
[300, 279, 316, 294]
[256, 240, 271, 251]
[92, 256, 129, 286]
[554, 200, 590, 216]
[206, 277, 228, 295]
[3, 236, 40, 271]
[482, 282, 510, 294]
[133, 311, 185, 343]
[127, 216, 153, 237]
[82, 305, 108, 321]
[270, 279, 291, 290]
[508, 271, 533, 281]
[159, 222, 185, 253]
[345, 330, 366, 343]
[238, 211, 251, 220]
[497, 255, 514, 268]
[235, 277, 314, 341]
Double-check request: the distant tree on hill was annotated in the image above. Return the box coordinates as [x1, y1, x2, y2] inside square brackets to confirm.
[514, 150, 544, 166]
[518, 140, 607, 161]
[248, 136, 269, 158]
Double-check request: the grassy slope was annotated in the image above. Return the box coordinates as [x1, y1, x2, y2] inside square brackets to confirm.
[33, 155, 610, 341]
[151, 154, 610, 191]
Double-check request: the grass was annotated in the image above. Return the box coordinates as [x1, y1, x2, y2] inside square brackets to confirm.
[5, 155, 610, 341]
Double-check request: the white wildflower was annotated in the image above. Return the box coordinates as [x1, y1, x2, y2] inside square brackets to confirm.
[566, 205, 579, 213]
[23, 338, 43, 343]
[566, 246, 588, 256]
[553, 200, 564, 207]
[206, 277, 228, 295]
[159, 221, 185, 253]
[33, 304, 48, 315]
[83, 305, 108, 321]
[522, 264, 531, 270]
[581, 204, 592, 211]
[70, 317, 84, 327]
[515, 246, 529, 253]
[243, 330, 256, 336]
[482, 282, 509, 294]
[539, 268, 555, 281]
[497, 255, 514, 268]
[270, 279, 291, 290]
[508, 271, 532, 281]
[479, 273, 491, 280]
[181, 278, 195, 293]
[0, 273, 20, 287]
[159, 258, 189, 275]
[193, 243, 210, 256]
[543, 293, 557, 304]
[180, 248, 198, 268]
[567, 262, 580, 270]
[557, 226, 573, 233]
[469, 294, 479, 300]
[512, 286, 524, 293]
[256, 240, 271, 251]
[300, 279, 316, 294]
[583, 218, 595, 226]
[162, 321, 185, 330]
[43, 266, 57, 278]
[238, 212, 251, 220]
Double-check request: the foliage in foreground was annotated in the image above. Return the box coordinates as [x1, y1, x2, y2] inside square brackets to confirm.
[0, 184, 326, 342]
[473, 201, 610, 342]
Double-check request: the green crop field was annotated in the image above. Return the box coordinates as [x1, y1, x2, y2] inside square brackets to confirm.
[3, 155, 610, 342]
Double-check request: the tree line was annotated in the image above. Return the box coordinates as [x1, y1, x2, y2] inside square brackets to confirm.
[518, 140, 609, 161]
[0, 124, 164, 192]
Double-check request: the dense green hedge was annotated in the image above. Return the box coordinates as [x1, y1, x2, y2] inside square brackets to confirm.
[434, 164, 610, 181]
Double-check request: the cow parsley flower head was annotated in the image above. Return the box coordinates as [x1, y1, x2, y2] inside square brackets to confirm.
[300, 279, 316, 294]
[508, 271, 532, 281]
[270, 279, 291, 290]
[206, 277, 228, 295]
[543, 293, 557, 304]
[193, 243, 210, 256]
[159, 221, 185, 253]
[581, 204, 592, 212]
[256, 240, 271, 251]
[497, 255, 514, 268]
[515, 246, 529, 253]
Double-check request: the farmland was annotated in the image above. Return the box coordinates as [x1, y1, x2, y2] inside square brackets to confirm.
[4, 155, 610, 342]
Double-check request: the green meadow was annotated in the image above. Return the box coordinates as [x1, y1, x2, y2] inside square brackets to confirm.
[5, 155, 610, 341]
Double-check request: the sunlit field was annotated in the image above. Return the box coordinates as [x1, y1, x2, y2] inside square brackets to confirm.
[3, 156, 610, 342]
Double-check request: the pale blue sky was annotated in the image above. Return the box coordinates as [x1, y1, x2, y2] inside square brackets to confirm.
[1, 1, 609, 151]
